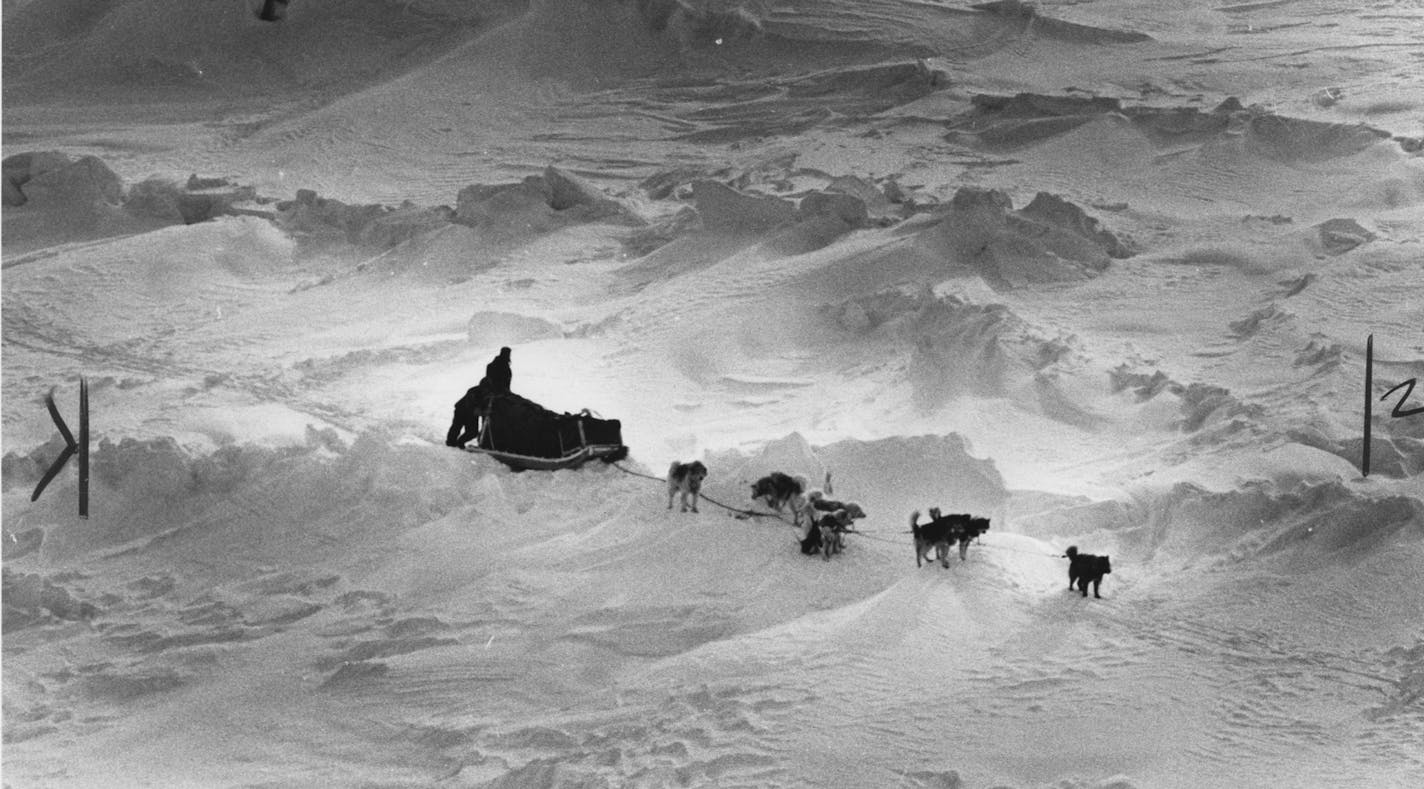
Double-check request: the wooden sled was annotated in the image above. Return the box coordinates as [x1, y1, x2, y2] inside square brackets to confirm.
[460, 393, 628, 471]
[463, 442, 628, 472]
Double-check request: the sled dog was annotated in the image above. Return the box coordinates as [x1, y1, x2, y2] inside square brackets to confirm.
[750, 472, 808, 523]
[1065, 546, 1111, 598]
[794, 489, 867, 531]
[818, 508, 853, 560]
[953, 514, 990, 561]
[667, 460, 708, 513]
[910, 510, 953, 568]
[801, 509, 851, 559]
[911, 509, 991, 567]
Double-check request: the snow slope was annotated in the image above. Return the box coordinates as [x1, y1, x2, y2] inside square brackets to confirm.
[4, 1, 1422, 787]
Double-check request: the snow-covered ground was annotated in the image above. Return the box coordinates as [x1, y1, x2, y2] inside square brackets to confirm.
[4, 1, 1422, 787]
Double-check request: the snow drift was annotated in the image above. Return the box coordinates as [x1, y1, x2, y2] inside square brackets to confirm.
[5, 0, 1423, 787]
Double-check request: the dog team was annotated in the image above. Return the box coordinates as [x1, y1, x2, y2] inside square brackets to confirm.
[745, 470, 866, 561]
[668, 460, 1112, 596]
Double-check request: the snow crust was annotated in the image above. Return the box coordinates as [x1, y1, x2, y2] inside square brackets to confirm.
[4, 1, 1422, 787]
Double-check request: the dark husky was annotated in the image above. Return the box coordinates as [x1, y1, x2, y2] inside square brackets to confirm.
[1065, 546, 1111, 598]
[910, 509, 954, 568]
[806, 491, 867, 522]
[799, 509, 848, 559]
[955, 514, 990, 561]
[817, 509, 853, 561]
[911, 509, 990, 567]
[750, 472, 807, 522]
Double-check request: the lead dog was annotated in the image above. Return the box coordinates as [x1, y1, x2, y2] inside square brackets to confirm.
[946, 511, 990, 561]
[1065, 546, 1111, 598]
[667, 461, 708, 513]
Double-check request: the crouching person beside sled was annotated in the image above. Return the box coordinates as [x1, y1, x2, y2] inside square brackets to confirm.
[446, 385, 490, 448]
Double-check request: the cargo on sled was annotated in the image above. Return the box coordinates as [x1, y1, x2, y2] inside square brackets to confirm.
[462, 392, 628, 471]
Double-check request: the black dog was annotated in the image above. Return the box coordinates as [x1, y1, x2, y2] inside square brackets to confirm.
[953, 514, 990, 561]
[1065, 545, 1111, 598]
[807, 492, 867, 522]
[816, 509, 855, 561]
[799, 515, 826, 556]
[910, 510, 954, 568]
[750, 472, 807, 521]
[800, 510, 850, 559]
[911, 509, 990, 567]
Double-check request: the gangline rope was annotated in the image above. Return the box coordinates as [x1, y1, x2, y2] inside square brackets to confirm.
[610, 461, 791, 522]
[607, 461, 1065, 555]
[612, 461, 907, 546]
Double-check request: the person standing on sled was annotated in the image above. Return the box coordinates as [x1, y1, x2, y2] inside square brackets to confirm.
[446, 347, 514, 448]
[484, 347, 512, 394]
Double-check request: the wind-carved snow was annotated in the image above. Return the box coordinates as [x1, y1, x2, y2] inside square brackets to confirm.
[3, 0, 1423, 787]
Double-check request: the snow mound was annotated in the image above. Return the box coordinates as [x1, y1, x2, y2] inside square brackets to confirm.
[816, 433, 1009, 522]
[911, 187, 1128, 288]
[948, 93, 1129, 149]
[1, 151, 132, 250]
[1241, 113, 1394, 163]
[824, 286, 1079, 414]
[707, 431, 830, 490]
[615, 180, 876, 295]
[2, 216, 298, 362]
[2, 568, 99, 631]
[454, 166, 643, 240]
[277, 189, 454, 250]
[3, 151, 122, 209]
[1122, 479, 1424, 565]
[690, 179, 796, 234]
[123, 175, 259, 226]
[2, 151, 275, 253]
[703, 431, 1008, 528]
[1312, 217, 1377, 255]
[1109, 366, 1261, 434]
[971, 1, 1152, 45]
[952, 94, 1399, 160]
[9, 430, 476, 565]
[467, 311, 566, 346]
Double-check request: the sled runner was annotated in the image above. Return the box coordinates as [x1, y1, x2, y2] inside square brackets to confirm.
[465, 443, 628, 471]
[462, 392, 628, 471]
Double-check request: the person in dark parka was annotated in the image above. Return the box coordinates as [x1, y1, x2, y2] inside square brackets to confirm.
[446, 385, 486, 448]
[445, 348, 514, 448]
[485, 347, 512, 394]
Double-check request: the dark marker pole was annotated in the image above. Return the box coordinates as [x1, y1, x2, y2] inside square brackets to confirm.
[31, 380, 90, 517]
[1362, 334, 1372, 477]
[79, 377, 89, 518]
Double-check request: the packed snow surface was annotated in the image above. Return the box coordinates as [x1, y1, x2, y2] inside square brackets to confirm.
[3, 1, 1422, 787]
